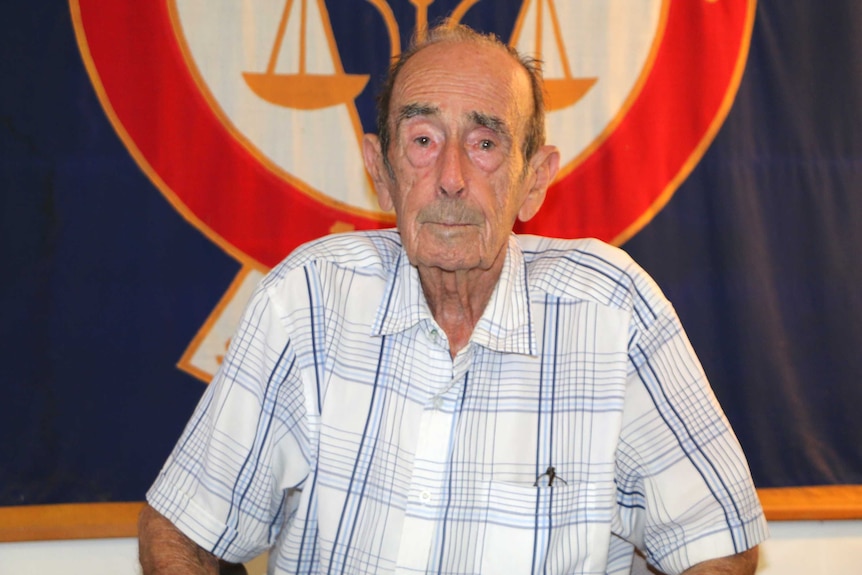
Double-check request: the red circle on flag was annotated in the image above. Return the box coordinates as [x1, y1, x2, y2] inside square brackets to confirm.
[71, 0, 754, 268]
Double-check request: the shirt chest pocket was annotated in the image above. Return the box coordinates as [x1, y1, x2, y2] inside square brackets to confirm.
[478, 480, 613, 574]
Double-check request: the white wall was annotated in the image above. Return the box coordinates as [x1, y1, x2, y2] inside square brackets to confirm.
[0, 521, 860, 574]
[756, 520, 862, 574]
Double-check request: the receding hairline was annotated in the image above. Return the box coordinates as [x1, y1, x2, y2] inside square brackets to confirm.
[391, 31, 535, 109]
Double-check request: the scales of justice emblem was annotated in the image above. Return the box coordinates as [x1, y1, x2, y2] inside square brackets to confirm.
[71, 0, 754, 382]
[171, 0, 622, 230]
[240, 0, 597, 112]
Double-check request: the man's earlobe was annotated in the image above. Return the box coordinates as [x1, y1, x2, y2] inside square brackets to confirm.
[362, 134, 394, 212]
[518, 145, 560, 223]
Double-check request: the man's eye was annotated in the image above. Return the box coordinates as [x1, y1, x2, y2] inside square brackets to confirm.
[414, 136, 431, 146]
[479, 139, 495, 150]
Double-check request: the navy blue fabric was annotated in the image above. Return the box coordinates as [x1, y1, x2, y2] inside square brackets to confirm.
[1, 3, 237, 504]
[625, 2, 862, 487]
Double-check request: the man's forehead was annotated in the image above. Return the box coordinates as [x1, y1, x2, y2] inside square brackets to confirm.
[389, 40, 530, 129]
[394, 40, 524, 89]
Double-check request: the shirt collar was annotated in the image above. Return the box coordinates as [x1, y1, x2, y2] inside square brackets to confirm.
[371, 235, 536, 356]
[371, 248, 433, 337]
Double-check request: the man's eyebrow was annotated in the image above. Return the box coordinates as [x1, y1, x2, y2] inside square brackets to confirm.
[396, 103, 439, 125]
[469, 111, 511, 138]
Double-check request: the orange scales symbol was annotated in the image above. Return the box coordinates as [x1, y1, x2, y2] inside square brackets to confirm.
[243, 0, 594, 112]
[242, 0, 370, 110]
[511, 0, 597, 111]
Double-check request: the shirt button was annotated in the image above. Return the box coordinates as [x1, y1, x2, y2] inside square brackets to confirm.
[432, 396, 443, 410]
[430, 329, 439, 340]
[420, 490, 432, 503]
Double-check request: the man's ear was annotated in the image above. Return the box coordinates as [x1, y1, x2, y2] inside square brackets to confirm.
[362, 134, 394, 212]
[517, 145, 560, 222]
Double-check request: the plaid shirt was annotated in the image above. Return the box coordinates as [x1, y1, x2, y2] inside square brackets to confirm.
[148, 230, 767, 574]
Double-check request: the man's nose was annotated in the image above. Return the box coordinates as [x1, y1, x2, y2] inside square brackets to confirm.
[438, 141, 466, 197]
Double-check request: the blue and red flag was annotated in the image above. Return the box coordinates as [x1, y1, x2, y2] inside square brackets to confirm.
[1, 0, 860, 537]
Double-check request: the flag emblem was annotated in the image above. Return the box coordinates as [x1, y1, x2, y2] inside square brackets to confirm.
[72, 0, 754, 381]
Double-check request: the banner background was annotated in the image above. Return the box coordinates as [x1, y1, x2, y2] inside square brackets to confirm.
[1, 1, 860, 535]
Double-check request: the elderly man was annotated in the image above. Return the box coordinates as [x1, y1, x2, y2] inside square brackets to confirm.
[139, 23, 767, 575]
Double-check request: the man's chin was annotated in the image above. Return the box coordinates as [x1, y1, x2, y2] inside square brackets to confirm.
[403, 227, 497, 271]
[407, 246, 478, 272]
[414, 248, 498, 275]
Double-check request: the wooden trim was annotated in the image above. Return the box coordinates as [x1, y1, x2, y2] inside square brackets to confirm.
[758, 486, 862, 521]
[0, 502, 144, 542]
[2, 487, 861, 542]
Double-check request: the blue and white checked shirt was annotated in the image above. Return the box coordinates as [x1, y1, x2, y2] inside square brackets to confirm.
[148, 231, 767, 574]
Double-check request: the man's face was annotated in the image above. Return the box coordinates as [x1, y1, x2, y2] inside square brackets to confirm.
[364, 40, 556, 274]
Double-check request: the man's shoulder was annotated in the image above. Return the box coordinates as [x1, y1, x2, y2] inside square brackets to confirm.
[264, 229, 402, 285]
[517, 235, 658, 309]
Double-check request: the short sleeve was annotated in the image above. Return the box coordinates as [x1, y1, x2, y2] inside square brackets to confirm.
[612, 277, 768, 574]
[146, 281, 315, 563]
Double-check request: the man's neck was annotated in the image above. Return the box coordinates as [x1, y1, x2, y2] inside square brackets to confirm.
[418, 258, 504, 358]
